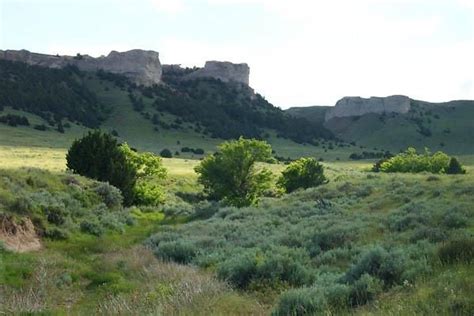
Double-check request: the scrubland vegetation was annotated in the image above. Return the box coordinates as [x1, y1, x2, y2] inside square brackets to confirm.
[1, 133, 472, 314]
[0, 61, 473, 315]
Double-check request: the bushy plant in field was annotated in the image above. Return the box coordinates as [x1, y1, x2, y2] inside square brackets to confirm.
[445, 157, 466, 174]
[217, 247, 313, 289]
[133, 182, 164, 206]
[277, 158, 328, 193]
[343, 247, 406, 287]
[195, 137, 273, 207]
[272, 287, 328, 316]
[80, 220, 105, 236]
[67, 131, 137, 204]
[154, 241, 198, 264]
[306, 226, 356, 256]
[376, 147, 465, 174]
[93, 182, 123, 208]
[159, 148, 172, 158]
[120, 143, 167, 206]
[438, 236, 474, 264]
[348, 273, 383, 306]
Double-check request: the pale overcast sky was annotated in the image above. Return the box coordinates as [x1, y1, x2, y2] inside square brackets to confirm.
[1, 0, 473, 108]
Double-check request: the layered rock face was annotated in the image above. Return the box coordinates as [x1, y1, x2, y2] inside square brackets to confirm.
[325, 95, 411, 121]
[0, 49, 162, 86]
[185, 61, 250, 85]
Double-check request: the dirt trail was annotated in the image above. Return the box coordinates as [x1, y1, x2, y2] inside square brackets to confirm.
[0, 215, 41, 253]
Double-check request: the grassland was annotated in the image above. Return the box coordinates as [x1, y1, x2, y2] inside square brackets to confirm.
[1, 86, 473, 314]
[1, 138, 473, 314]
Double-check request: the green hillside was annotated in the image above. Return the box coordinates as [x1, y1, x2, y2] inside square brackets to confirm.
[0, 60, 359, 162]
[287, 100, 474, 155]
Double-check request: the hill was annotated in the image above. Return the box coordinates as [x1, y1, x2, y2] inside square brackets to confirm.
[0, 57, 358, 162]
[287, 97, 474, 155]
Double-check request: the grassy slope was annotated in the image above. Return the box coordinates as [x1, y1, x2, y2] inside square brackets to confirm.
[288, 101, 474, 155]
[147, 162, 474, 315]
[0, 72, 361, 161]
[1, 151, 473, 314]
[0, 167, 267, 315]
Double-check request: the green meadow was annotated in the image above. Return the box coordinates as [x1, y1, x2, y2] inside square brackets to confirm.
[1, 133, 473, 314]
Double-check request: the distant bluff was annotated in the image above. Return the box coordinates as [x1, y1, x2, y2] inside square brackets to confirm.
[0, 49, 162, 86]
[0, 49, 251, 87]
[325, 95, 411, 121]
[184, 61, 250, 85]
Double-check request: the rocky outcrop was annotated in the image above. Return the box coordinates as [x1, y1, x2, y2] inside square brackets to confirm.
[325, 95, 411, 121]
[184, 61, 250, 85]
[0, 49, 162, 86]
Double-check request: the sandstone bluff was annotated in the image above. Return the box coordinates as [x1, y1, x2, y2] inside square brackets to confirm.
[325, 95, 411, 121]
[0, 49, 250, 87]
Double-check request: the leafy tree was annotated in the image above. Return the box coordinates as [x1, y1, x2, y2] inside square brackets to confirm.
[277, 158, 328, 193]
[195, 138, 273, 207]
[445, 157, 466, 174]
[159, 148, 173, 158]
[66, 131, 136, 205]
[120, 143, 167, 205]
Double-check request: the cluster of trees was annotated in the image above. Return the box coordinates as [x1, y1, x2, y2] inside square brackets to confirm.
[140, 77, 334, 143]
[68, 133, 329, 208]
[181, 147, 205, 155]
[349, 151, 392, 160]
[195, 138, 328, 207]
[66, 131, 166, 205]
[373, 147, 465, 174]
[0, 114, 30, 127]
[0, 60, 107, 127]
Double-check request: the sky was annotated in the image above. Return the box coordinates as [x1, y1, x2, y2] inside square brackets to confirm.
[1, 0, 473, 108]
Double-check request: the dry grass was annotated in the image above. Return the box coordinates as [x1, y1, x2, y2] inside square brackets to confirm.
[95, 247, 268, 315]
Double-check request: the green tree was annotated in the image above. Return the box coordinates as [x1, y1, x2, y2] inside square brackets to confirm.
[445, 157, 466, 174]
[277, 158, 328, 193]
[120, 143, 167, 205]
[66, 131, 136, 205]
[159, 148, 173, 158]
[195, 137, 273, 207]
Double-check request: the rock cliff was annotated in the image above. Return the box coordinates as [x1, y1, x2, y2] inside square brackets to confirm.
[0, 49, 162, 86]
[325, 95, 411, 121]
[184, 61, 250, 85]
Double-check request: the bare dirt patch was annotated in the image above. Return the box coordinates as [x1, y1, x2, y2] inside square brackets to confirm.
[0, 215, 41, 252]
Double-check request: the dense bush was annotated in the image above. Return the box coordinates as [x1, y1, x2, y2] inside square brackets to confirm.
[277, 158, 328, 193]
[80, 220, 105, 236]
[438, 237, 474, 264]
[154, 241, 197, 264]
[445, 157, 466, 174]
[344, 247, 406, 287]
[376, 147, 465, 174]
[93, 182, 123, 208]
[159, 148, 172, 158]
[67, 131, 137, 205]
[217, 247, 312, 289]
[273, 287, 327, 316]
[195, 138, 273, 207]
[0, 114, 30, 127]
[348, 273, 383, 306]
[120, 143, 166, 206]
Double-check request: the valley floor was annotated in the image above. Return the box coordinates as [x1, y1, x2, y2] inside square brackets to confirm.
[1, 142, 473, 315]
